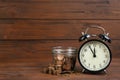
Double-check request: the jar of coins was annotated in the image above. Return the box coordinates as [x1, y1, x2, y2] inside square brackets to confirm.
[52, 46, 77, 73]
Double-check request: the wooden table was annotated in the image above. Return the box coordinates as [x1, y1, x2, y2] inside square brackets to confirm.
[0, 58, 119, 80]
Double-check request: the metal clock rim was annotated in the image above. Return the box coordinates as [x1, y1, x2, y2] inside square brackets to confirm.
[78, 39, 112, 73]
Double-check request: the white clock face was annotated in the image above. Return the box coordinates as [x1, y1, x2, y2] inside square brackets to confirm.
[78, 40, 111, 72]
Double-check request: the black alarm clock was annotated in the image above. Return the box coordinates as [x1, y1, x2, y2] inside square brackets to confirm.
[78, 25, 112, 73]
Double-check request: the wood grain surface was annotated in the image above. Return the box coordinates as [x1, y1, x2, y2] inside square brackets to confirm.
[0, 40, 119, 62]
[0, 0, 120, 19]
[0, 58, 119, 80]
[0, 0, 120, 79]
[0, 20, 120, 40]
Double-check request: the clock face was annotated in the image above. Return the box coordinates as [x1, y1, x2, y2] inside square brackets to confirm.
[78, 39, 112, 72]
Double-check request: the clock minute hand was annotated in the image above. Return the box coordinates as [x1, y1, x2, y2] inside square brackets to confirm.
[89, 45, 96, 58]
[89, 45, 94, 54]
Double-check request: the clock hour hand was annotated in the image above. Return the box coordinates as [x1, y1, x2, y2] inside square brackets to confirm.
[93, 47, 96, 57]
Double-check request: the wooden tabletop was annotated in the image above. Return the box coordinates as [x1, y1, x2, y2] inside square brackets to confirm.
[0, 58, 119, 80]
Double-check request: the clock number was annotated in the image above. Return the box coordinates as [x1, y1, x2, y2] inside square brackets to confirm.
[88, 63, 90, 67]
[103, 60, 106, 63]
[99, 45, 102, 48]
[82, 54, 85, 57]
[83, 59, 86, 63]
[93, 44, 96, 47]
[84, 49, 87, 52]
[99, 64, 102, 68]
[105, 54, 108, 58]
[104, 49, 107, 52]
[93, 65, 96, 69]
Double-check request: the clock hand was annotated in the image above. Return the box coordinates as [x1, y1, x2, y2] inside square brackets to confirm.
[88, 45, 94, 56]
[89, 45, 96, 58]
[93, 47, 96, 57]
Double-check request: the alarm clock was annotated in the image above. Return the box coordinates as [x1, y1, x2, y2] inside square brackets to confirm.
[78, 25, 112, 73]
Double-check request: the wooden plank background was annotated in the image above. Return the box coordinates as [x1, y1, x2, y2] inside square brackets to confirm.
[0, 0, 120, 79]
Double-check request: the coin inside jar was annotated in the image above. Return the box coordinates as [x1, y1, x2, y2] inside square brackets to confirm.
[54, 54, 65, 66]
[57, 54, 64, 60]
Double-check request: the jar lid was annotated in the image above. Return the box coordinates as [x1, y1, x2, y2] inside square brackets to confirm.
[52, 46, 77, 54]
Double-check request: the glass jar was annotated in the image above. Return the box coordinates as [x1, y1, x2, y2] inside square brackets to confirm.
[52, 46, 77, 73]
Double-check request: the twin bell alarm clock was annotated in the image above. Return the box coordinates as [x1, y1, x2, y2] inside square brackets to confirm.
[78, 25, 112, 73]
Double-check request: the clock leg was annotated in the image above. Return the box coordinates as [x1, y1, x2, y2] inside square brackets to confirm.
[104, 70, 107, 74]
[82, 69, 85, 73]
